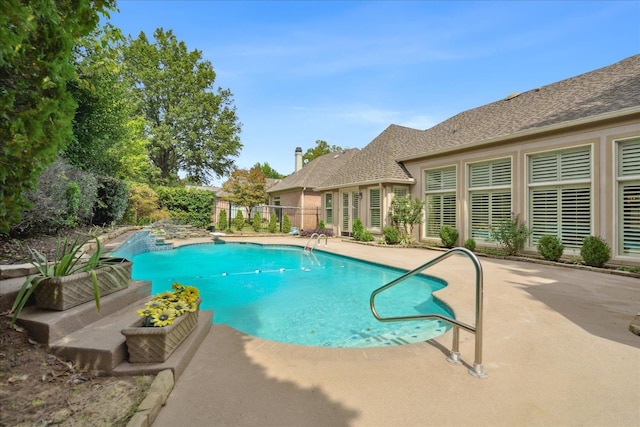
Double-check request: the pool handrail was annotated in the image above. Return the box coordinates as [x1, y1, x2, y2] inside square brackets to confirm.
[369, 247, 487, 379]
[304, 233, 328, 253]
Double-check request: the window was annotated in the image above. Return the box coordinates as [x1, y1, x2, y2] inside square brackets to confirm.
[369, 188, 381, 229]
[393, 187, 408, 198]
[424, 167, 456, 238]
[618, 139, 640, 257]
[468, 159, 511, 240]
[528, 147, 591, 248]
[324, 193, 333, 225]
[273, 196, 280, 206]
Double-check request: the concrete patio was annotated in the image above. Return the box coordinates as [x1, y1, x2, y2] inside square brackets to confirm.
[151, 236, 639, 427]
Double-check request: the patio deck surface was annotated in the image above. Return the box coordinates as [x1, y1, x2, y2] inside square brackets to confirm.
[152, 236, 639, 427]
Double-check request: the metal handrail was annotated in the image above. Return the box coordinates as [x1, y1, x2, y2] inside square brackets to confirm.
[304, 233, 328, 253]
[370, 247, 487, 378]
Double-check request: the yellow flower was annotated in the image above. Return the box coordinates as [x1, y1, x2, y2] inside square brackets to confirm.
[183, 301, 197, 313]
[150, 307, 177, 327]
[145, 300, 164, 310]
[136, 308, 154, 318]
[153, 291, 178, 303]
[170, 300, 187, 316]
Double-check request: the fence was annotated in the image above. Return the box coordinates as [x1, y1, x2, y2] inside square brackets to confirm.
[212, 200, 321, 233]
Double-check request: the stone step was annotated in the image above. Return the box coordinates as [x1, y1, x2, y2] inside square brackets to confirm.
[49, 298, 150, 372]
[15, 280, 152, 345]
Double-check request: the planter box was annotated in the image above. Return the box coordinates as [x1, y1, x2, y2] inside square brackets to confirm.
[122, 299, 201, 363]
[33, 260, 133, 311]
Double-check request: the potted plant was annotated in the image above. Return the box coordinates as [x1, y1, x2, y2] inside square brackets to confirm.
[122, 283, 201, 363]
[10, 235, 132, 323]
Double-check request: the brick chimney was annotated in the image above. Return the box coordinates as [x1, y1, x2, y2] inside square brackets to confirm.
[295, 147, 303, 172]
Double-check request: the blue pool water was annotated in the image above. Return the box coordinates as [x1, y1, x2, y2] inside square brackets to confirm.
[126, 242, 453, 347]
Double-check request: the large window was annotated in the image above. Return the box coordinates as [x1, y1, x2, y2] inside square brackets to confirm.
[369, 188, 381, 229]
[424, 167, 456, 238]
[325, 193, 333, 225]
[468, 158, 512, 240]
[528, 147, 591, 248]
[618, 138, 640, 257]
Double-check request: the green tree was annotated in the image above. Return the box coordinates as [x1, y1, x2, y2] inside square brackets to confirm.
[64, 24, 130, 176]
[302, 140, 346, 164]
[0, 0, 115, 233]
[253, 162, 284, 179]
[122, 28, 242, 185]
[217, 209, 228, 231]
[389, 195, 425, 237]
[221, 167, 268, 217]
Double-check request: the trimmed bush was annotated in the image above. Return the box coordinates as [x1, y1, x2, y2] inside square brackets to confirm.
[537, 235, 564, 261]
[383, 226, 401, 245]
[268, 212, 277, 233]
[156, 186, 215, 228]
[464, 238, 476, 252]
[439, 225, 459, 248]
[282, 214, 292, 233]
[217, 209, 228, 231]
[233, 210, 245, 231]
[252, 212, 261, 232]
[490, 213, 531, 256]
[318, 220, 326, 230]
[581, 235, 611, 268]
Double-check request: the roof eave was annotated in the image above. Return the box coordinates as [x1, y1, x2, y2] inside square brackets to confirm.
[398, 105, 640, 162]
[314, 177, 415, 192]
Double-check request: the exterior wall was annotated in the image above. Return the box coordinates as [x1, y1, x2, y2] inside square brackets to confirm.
[270, 189, 322, 231]
[402, 118, 640, 266]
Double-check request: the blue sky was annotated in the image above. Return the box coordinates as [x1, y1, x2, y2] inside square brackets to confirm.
[109, 1, 640, 184]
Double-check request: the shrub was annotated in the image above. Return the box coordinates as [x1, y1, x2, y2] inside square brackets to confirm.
[439, 225, 459, 248]
[299, 228, 334, 237]
[122, 183, 162, 225]
[268, 212, 277, 233]
[464, 238, 476, 252]
[537, 235, 564, 261]
[233, 210, 245, 231]
[156, 186, 215, 228]
[383, 226, 400, 245]
[93, 176, 129, 226]
[389, 195, 424, 236]
[581, 235, 611, 268]
[490, 213, 532, 256]
[352, 218, 364, 241]
[252, 212, 261, 232]
[217, 209, 228, 231]
[282, 214, 292, 233]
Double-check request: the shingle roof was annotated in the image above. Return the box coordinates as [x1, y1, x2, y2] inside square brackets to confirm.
[318, 54, 640, 189]
[267, 148, 360, 193]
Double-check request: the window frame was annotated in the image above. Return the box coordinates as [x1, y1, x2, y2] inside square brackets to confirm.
[424, 166, 457, 239]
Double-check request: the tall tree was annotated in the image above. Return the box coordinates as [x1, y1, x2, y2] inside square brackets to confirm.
[253, 162, 284, 179]
[0, 0, 115, 233]
[64, 24, 130, 176]
[302, 140, 345, 164]
[221, 167, 268, 216]
[123, 28, 242, 185]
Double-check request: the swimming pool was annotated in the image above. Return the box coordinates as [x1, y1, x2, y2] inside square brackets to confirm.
[124, 242, 453, 347]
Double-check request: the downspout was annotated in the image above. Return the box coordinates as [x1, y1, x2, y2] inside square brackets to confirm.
[301, 187, 305, 230]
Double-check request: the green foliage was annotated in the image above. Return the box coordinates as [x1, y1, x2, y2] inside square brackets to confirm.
[221, 168, 268, 215]
[268, 212, 278, 233]
[537, 235, 565, 262]
[15, 159, 98, 234]
[252, 212, 261, 232]
[122, 183, 165, 225]
[93, 176, 130, 226]
[581, 236, 611, 268]
[123, 28, 242, 185]
[282, 215, 292, 234]
[233, 210, 245, 231]
[302, 140, 346, 164]
[253, 162, 284, 179]
[464, 238, 477, 252]
[318, 220, 326, 230]
[389, 195, 424, 236]
[490, 213, 532, 256]
[112, 117, 161, 183]
[439, 225, 459, 248]
[0, 0, 116, 233]
[156, 187, 215, 228]
[383, 226, 401, 245]
[217, 209, 228, 231]
[351, 218, 373, 241]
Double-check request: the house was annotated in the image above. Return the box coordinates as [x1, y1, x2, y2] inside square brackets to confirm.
[267, 147, 360, 231]
[315, 54, 640, 266]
